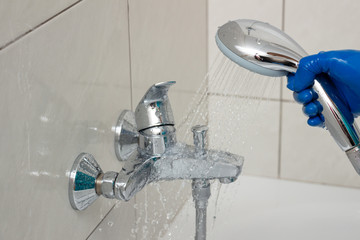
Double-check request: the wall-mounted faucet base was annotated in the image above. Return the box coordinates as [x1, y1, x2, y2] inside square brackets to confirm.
[68, 82, 244, 214]
[114, 110, 139, 161]
[68, 153, 102, 211]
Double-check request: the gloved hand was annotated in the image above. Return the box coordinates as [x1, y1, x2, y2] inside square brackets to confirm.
[287, 50, 360, 127]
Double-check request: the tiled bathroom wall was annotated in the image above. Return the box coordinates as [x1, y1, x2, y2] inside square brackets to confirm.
[0, 1, 79, 47]
[3, 0, 360, 239]
[0, 0, 134, 239]
[0, 0, 206, 239]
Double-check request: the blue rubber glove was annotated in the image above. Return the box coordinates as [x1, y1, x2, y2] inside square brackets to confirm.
[287, 50, 360, 127]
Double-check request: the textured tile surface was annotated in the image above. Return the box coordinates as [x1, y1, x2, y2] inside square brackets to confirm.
[208, 95, 280, 178]
[87, 199, 137, 240]
[128, 0, 207, 93]
[281, 102, 360, 187]
[284, 0, 360, 55]
[0, 0, 78, 48]
[0, 0, 134, 239]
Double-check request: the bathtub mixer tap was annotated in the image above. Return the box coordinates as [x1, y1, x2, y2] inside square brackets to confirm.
[68, 81, 244, 238]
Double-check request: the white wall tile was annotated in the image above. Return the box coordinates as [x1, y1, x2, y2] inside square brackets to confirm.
[128, 0, 207, 93]
[0, 0, 134, 239]
[208, 95, 280, 178]
[281, 102, 360, 187]
[87, 199, 137, 240]
[284, 0, 360, 54]
[0, 0, 78, 48]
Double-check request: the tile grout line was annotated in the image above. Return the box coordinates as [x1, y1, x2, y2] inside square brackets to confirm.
[278, 82, 283, 179]
[127, 0, 134, 111]
[0, 0, 83, 52]
[243, 173, 360, 190]
[208, 92, 295, 103]
[156, 2, 211, 237]
[126, 2, 138, 240]
[205, 0, 209, 127]
[278, 176, 360, 190]
[86, 204, 117, 239]
[87, 2, 136, 238]
[278, 0, 286, 179]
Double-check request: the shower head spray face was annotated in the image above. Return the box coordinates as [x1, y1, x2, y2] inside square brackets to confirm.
[216, 19, 307, 77]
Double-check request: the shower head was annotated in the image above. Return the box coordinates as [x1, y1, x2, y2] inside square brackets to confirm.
[215, 19, 307, 77]
[216, 19, 360, 176]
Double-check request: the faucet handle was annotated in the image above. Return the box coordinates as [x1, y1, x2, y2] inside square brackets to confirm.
[192, 125, 208, 157]
[135, 81, 176, 131]
[142, 81, 176, 103]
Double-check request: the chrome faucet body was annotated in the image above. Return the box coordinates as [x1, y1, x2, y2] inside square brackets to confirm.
[69, 81, 244, 211]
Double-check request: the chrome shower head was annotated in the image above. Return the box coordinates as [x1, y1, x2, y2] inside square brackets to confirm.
[215, 19, 307, 77]
[215, 19, 360, 176]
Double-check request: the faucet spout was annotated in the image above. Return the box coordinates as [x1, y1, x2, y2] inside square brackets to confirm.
[150, 144, 243, 182]
[98, 143, 243, 202]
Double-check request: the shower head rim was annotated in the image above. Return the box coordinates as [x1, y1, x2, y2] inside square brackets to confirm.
[215, 33, 287, 77]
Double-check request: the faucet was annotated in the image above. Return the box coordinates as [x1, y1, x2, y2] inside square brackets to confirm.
[68, 81, 244, 214]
